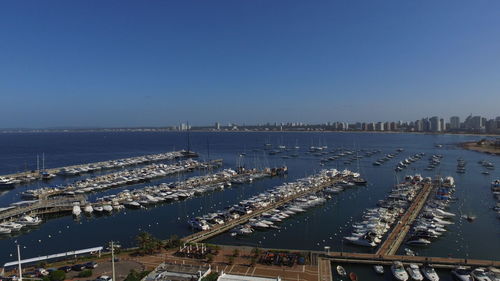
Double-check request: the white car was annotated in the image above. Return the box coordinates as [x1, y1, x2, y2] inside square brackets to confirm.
[96, 275, 112, 281]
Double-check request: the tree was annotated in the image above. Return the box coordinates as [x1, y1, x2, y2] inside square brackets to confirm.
[136, 232, 162, 254]
[250, 256, 257, 266]
[164, 235, 182, 249]
[48, 270, 66, 281]
[251, 247, 261, 257]
[201, 272, 219, 281]
[77, 270, 92, 278]
[228, 256, 235, 265]
[206, 253, 214, 263]
[124, 269, 151, 281]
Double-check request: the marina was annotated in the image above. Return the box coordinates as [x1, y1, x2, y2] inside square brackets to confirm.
[0, 150, 195, 188]
[0, 131, 498, 281]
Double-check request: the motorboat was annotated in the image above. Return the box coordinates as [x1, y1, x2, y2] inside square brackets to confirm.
[0, 227, 12, 234]
[373, 265, 384, 275]
[406, 238, 431, 245]
[17, 215, 42, 226]
[102, 205, 113, 212]
[406, 264, 423, 281]
[391, 261, 409, 281]
[336, 265, 347, 277]
[72, 205, 82, 216]
[421, 265, 439, 281]
[471, 268, 492, 281]
[0, 222, 23, 231]
[84, 204, 93, 213]
[451, 267, 472, 281]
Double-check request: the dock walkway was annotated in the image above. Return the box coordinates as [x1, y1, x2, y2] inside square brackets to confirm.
[0, 195, 86, 222]
[182, 178, 343, 243]
[376, 182, 434, 255]
[323, 251, 500, 269]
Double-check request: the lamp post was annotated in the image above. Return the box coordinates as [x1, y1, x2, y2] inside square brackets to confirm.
[109, 241, 116, 281]
[17, 244, 23, 281]
[324, 246, 330, 256]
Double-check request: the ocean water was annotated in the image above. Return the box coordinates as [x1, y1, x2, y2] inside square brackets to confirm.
[0, 131, 498, 278]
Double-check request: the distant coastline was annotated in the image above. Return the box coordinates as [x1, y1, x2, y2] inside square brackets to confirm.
[459, 140, 500, 156]
[1, 127, 500, 138]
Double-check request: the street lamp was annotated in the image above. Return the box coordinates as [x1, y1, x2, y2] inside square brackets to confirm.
[324, 246, 330, 256]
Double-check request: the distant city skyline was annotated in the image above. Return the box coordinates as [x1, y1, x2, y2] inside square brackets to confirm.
[1, 0, 500, 128]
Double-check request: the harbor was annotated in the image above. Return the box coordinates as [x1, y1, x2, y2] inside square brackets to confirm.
[0, 150, 196, 188]
[0, 131, 499, 281]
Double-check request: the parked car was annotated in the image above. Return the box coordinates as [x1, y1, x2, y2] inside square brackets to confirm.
[95, 275, 112, 281]
[35, 268, 49, 277]
[84, 261, 98, 269]
[71, 264, 86, 271]
[58, 266, 72, 273]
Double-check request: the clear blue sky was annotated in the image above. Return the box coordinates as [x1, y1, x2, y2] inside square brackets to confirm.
[1, 0, 499, 128]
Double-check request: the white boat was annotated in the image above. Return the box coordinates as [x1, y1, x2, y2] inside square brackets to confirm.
[373, 265, 384, 275]
[84, 204, 93, 213]
[406, 264, 423, 281]
[406, 238, 431, 245]
[471, 268, 492, 281]
[124, 201, 141, 209]
[102, 205, 113, 212]
[0, 222, 23, 231]
[421, 265, 439, 281]
[0, 227, 12, 234]
[451, 267, 472, 281]
[391, 261, 409, 281]
[344, 235, 377, 247]
[336, 265, 347, 277]
[188, 219, 210, 231]
[93, 206, 104, 212]
[72, 205, 82, 216]
[17, 215, 42, 226]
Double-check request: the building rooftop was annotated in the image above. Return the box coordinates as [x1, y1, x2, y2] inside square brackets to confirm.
[142, 263, 210, 281]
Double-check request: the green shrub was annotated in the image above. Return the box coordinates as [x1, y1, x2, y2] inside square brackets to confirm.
[49, 270, 66, 281]
[124, 269, 150, 281]
[77, 270, 92, 278]
[201, 272, 219, 281]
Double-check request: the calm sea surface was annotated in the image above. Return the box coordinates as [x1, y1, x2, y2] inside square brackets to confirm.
[0, 132, 498, 280]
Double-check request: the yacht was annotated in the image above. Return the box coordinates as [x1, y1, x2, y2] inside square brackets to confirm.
[421, 265, 439, 281]
[0, 222, 23, 231]
[471, 268, 492, 281]
[103, 205, 113, 212]
[406, 238, 431, 245]
[72, 205, 82, 216]
[406, 264, 423, 281]
[451, 267, 472, 281]
[84, 204, 93, 213]
[391, 261, 409, 281]
[0, 227, 12, 234]
[17, 215, 42, 226]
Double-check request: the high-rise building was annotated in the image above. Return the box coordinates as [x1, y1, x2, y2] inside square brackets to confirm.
[215, 122, 220, 130]
[429, 116, 441, 132]
[450, 116, 460, 130]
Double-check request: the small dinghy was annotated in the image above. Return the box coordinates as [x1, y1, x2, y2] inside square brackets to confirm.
[349, 272, 358, 281]
[336, 265, 347, 277]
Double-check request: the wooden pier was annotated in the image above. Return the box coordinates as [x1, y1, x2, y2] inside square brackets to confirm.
[322, 251, 500, 269]
[0, 196, 86, 222]
[182, 178, 344, 244]
[376, 182, 434, 255]
[0, 150, 196, 184]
